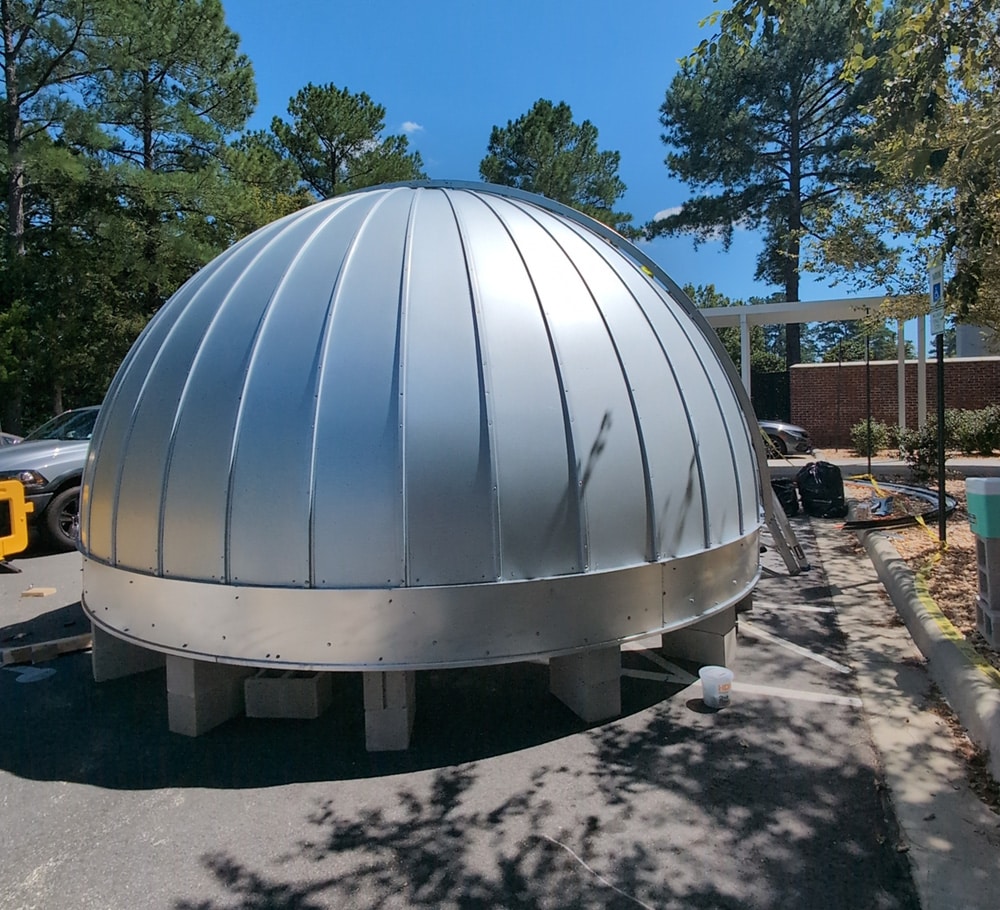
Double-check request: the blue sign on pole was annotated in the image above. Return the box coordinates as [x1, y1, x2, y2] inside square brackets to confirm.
[929, 257, 945, 336]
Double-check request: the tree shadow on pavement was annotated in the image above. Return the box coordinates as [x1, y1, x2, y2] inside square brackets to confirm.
[168, 694, 919, 910]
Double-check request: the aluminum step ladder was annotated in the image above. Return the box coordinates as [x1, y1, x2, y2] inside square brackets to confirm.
[763, 478, 810, 574]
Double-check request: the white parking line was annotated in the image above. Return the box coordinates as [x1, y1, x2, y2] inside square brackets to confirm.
[733, 681, 862, 708]
[740, 621, 853, 675]
[757, 604, 836, 615]
[622, 668, 670, 682]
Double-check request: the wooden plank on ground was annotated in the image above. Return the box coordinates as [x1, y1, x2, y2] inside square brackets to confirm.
[1, 632, 93, 666]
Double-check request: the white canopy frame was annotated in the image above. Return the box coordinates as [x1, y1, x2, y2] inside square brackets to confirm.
[700, 296, 928, 430]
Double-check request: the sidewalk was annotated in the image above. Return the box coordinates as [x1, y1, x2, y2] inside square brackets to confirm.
[787, 451, 1000, 908]
[768, 450, 1000, 479]
[808, 520, 1000, 909]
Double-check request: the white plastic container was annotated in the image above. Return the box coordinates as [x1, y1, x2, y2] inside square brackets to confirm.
[699, 665, 734, 708]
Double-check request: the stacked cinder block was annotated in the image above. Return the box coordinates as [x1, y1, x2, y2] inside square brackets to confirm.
[967, 478, 1000, 648]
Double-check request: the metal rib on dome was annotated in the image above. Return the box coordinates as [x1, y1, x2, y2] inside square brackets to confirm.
[80, 181, 762, 670]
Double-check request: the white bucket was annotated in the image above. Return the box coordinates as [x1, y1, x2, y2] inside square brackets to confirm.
[699, 665, 734, 708]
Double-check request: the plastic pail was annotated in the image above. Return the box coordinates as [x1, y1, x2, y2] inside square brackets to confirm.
[699, 665, 734, 708]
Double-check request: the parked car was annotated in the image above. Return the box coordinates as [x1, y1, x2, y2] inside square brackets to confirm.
[0, 406, 100, 550]
[759, 419, 813, 457]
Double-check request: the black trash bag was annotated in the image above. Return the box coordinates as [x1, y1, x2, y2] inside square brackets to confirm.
[795, 461, 848, 519]
[770, 477, 799, 516]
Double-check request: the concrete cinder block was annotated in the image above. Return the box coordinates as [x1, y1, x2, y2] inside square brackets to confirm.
[166, 653, 251, 697]
[662, 625, 737, 668]
[363, 670, 416, 751]
[549, 646, 621, 723]
[363, 668, 416, 710]
[685, 605, 738, 637]
[244, 670, 333, 719]
[976, 537, 1000, 610]
[661, 605, 738, 668]
[91, 623, 166, 682]
[365, 708, 415, 752]
[975, 596, 1000, 650]
[166, 655, 253, 736]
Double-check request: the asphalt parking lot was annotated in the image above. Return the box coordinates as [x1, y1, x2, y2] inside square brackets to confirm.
[0, 519, 978, 909]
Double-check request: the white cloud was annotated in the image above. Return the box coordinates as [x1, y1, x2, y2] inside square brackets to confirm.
[401, 121, 424, 134]
[649, 205, 751, 242]
[653, 206, 682, 222]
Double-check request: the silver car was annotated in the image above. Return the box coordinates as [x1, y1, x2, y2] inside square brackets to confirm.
[0, 406, 99, 550]
[759, 419, 813, 457]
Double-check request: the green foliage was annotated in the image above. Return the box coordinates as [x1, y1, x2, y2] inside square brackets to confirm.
[0, 0, 265, 430]
[897, 406, 1000, 472]
[850, 418, 893, 456]
[656, 0, 886, 363]
[87, 0, 256, 171]
[814, 319, 913, 362]
[686, 283, 789, 370]
[479, 99, 635, 236]
[897, 419, 953, 480]
[220, 131, 314, 235]
[270, 83, 425, 198]
[732, 1, 1000, 336]
[951, 405, 1000, 457]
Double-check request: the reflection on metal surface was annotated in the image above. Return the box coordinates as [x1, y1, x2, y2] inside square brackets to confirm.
[83, 535, 758, 669]
[80, 181, 762, 668]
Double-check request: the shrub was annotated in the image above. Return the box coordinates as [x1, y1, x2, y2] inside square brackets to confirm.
[850, 419, 892, 457]
[952, 405, 1000, 456]
[898, 410, 961, 479]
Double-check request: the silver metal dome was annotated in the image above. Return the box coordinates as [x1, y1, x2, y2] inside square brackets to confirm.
[80, 181, 762, 670]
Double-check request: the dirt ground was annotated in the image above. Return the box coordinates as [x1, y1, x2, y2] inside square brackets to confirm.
[835, 469, 985, 668]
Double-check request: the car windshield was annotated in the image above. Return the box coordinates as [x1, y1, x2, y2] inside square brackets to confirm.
[24, 408, 98, 442]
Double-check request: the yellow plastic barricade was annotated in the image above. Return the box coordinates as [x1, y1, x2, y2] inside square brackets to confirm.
[0, 480, 34, 559]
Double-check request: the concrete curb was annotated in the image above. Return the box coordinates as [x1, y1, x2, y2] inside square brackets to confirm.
[860, 528, 1000, 780]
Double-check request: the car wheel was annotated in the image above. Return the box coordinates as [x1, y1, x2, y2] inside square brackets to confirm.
[45, 486, 80, 550]
[767, 435, 787, 457]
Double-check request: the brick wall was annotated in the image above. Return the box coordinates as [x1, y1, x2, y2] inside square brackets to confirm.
[789, 356, 1000, 448]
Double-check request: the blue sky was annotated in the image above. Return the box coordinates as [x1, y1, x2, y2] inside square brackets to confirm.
[223, 0, 870, 309]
